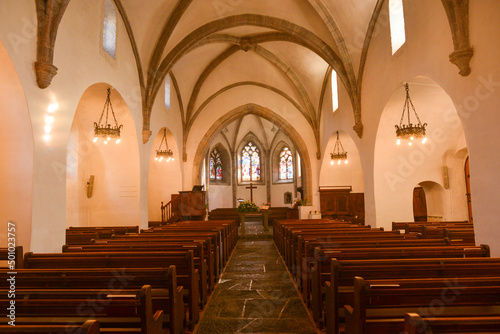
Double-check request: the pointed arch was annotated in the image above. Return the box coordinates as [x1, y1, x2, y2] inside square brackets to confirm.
[67, 83, 140, 227]
[192, 103, 313, 203]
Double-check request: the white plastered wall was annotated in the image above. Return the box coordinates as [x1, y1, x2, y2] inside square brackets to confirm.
[0, 0, 149, 252]
[0, 40, 33, 251]
[356, 0, 500, 254]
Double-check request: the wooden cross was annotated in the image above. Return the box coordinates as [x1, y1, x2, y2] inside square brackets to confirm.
[246, 182, 257, 202]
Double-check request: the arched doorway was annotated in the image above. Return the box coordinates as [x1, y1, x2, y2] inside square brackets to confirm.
[66, 83, 140, 227]
[413, 186, 427, 221]
[0, 41, 33, 251]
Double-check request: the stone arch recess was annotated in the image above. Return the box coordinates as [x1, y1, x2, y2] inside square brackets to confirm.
[0, 40, 34, 251]
[192, 104, 313, 204]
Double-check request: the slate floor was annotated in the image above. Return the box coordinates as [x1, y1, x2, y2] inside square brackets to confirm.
[194, 221, 318, 334]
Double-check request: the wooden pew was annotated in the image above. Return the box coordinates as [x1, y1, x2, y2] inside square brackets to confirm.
[0, 245, 23, 269]
[391, 221, 470, 234]
[444, 228, 476, 245]
[0, 266, 185, 334]
[0, 285, 163, 334]
[295, 237, 433, 284]
[324, 257, 500, 334]
[209, 207, 291, 225]
[308, 244, 489, 326]
[171, 220, 239, 251]
[0, 320, 100, 333]
[66, 226, 139, 245]
[92, 237, 218, 288]
[422, 225, 475, 245]
[64, 241, 211, 301]
[107, 233, 219, 283]
[285, 229, 406, 271]
[68, 226, 139, 233]
[404, 312, 500, 334]
[344, 276, 500, 334]
[299, 238, 452, 280]
[150, 221, 237, 264]
[22, 250, 199, 329]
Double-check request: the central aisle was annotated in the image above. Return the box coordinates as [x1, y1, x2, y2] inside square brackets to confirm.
[195, 222, 318, 334]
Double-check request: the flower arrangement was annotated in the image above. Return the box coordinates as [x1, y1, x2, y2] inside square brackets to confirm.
[292, 198, 307, 209]
[237, 200, 260, 213]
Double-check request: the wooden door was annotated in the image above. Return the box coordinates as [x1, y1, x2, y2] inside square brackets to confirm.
[465, 156, 473, 223]
[413, 187, 427, 222]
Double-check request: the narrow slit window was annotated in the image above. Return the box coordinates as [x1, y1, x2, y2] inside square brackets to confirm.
[165, 75, 171, 109]
[389, 0, 406, 54]
[103, 0, 117, 59]
[331, 69, 339, 112]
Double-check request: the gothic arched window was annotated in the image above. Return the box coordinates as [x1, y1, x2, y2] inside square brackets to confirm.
[209, 148, 223, 181]
[102, 0, 117, 59]
[279, 147, 293, 180]
[241, 142, 261, 181]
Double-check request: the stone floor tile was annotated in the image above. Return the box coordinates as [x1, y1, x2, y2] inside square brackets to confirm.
[194, 221, 318, 334]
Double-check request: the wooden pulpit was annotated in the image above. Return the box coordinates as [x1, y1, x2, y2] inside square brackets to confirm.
[179, 190, 206, 220]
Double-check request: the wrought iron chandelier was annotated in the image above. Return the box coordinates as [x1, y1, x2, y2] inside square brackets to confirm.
[93, 87, 122, 144]
[330, 131, 348, 165]
[155, 129, 174, 162]
[395, 83, 427, 146]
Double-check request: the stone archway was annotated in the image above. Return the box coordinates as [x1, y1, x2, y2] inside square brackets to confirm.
[373, 76, 466, 230]
[67, 83, 140, 227]
[0, 41, 34, 251]
[192, 104, 313, 204]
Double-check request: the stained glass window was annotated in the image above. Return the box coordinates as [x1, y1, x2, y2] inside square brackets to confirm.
[279, 147, 293, 180]
[209, 149, 222, 181]
[241, 142, 261, 181]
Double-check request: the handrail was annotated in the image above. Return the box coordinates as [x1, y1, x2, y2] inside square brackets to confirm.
[161, 196, 181, 224]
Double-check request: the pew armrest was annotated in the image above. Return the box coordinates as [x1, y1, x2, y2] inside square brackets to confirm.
[344, 305, 355, 334]
[404, 313, 424, 334]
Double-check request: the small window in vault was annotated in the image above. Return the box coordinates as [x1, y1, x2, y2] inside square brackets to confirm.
[389, 0, 406, 54]
[165, 74, 171, 109]
[331, 69, 339, 112]
[103, 0, 117, 59]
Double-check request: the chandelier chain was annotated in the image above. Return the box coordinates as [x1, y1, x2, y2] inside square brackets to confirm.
[400, 83, 423, 127]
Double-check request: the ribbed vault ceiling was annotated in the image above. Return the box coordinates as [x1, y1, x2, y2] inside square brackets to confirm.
[116, 0, 382, 153]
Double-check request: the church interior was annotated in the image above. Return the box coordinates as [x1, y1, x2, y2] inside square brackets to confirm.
[1, 0, 500, 333]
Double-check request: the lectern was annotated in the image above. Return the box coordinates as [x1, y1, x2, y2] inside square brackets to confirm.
[179, 190, 206, 220]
